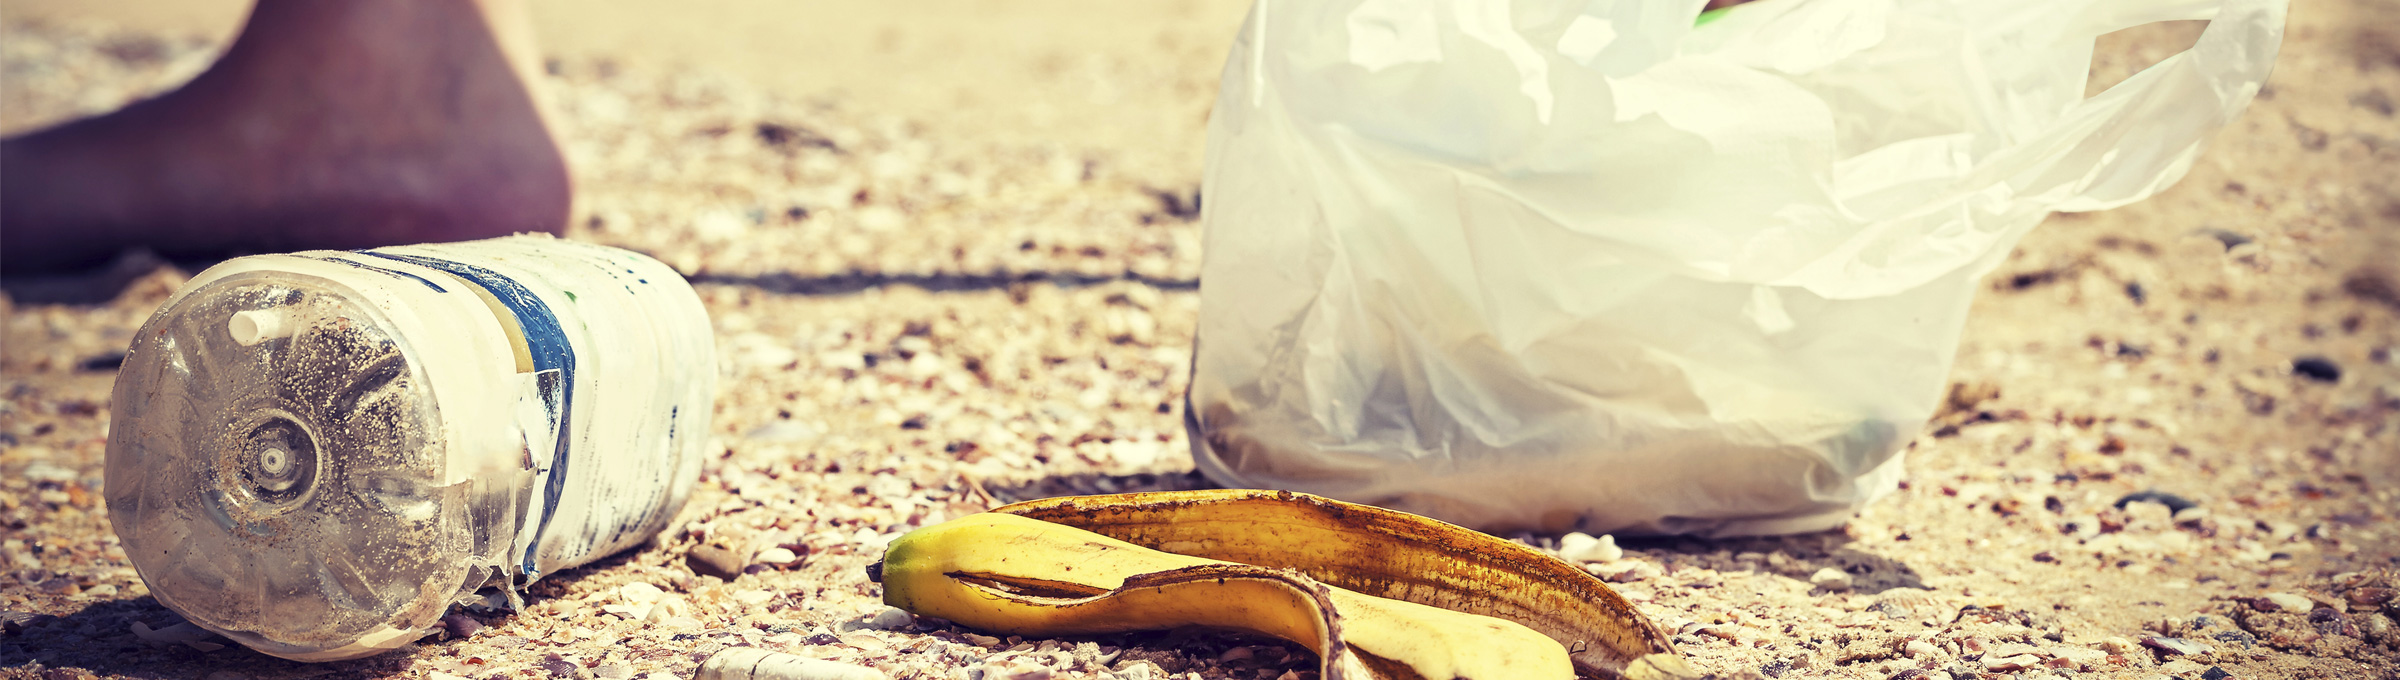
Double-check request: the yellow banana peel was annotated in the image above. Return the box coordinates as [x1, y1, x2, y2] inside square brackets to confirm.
[880, 512, 1573, 679]
[877, 489, 1693, 680]
[990, 490, 1687, 679]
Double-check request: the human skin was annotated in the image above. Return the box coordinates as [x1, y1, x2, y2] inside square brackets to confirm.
[1, 0, 569, 274]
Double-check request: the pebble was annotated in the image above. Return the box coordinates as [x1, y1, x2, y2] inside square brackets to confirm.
[757, 547, 802, 566]
[2097, 636, 2139, 655]
[2113, 490, 2197, 514]
[1984, 654, 2042, 672]
[1557, 532, 1623, 563]
[621, 581, 666, 603]
[2140, 636, 2211, 656]
[2202, 228, 2252, 249]
[1872, 588, 1939, 621]
[689, 541, 749, 581]
[23, 461, 77, 483]
[1589, 560, 1659, 583]
[602, 603, 657, 621]
[2347, 586, 2394, 607]
[1904, 639, 1940, 659]
[853, 606, 916, 631]
[2260, 592, 2314, 613]
[1810, 567, 1853, 592]
[442, 613, 485, 638]
[2290, 356, 2341, 383]
[2047, 647, 2106, 669]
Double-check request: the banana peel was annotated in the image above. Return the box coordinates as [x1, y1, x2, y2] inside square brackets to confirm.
[877, 489, 1694, 680]
[880, 512, 1573, 679]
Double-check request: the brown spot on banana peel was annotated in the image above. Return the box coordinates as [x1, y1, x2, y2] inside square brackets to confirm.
[995, 489, 1689, 679]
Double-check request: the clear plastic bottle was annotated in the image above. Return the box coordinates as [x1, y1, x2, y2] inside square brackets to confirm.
[106, 235, 716, 661]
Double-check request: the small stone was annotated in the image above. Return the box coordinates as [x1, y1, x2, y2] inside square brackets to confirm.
[2113, 490, 2197, 514]
[2202, 229, 2252, 250]
[2141, 636, 2211, 656]
[1984, 654, 2042, 672]
[601, 603, 656, 621]
[2200, 667, 2235, 680]
[538, 655, 582, 679]
[2097, 636, 2139, 654]
[1988, 642, 2042, 658]
[23, 462, 76, 483]
[2291, 356, 2341, 383]
[1, 610, 55, 634]
[857, 606, 915, 631]
[1557, 532, 1623, 563]
[2346, 587, 2394, 607]
[1591, 560, 1659, 583]
[442, 613, 484, 638]
[620, 581, 665, 603]
[2262, 592, 2315, 613]
[2360, 613, 2396, 644]
[1872, 588, 1939, 621]
[1904, 640, 1940, 659]
[688, 541, 747, 581]
[755, 547, 801, 566]
[1810, 567, 1852, 592]
[2047, 646, 2106, 670]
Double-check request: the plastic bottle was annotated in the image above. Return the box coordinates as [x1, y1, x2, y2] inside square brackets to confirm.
[105, 234, 716, 661]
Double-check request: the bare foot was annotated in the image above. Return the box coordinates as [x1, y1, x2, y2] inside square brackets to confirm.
[1, 0, 569, 274]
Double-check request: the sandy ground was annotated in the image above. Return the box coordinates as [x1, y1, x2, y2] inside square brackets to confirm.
[3, 1, 2398, 679]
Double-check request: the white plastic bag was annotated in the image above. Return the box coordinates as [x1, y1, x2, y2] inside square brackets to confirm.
[1187, 0, 2285, 536]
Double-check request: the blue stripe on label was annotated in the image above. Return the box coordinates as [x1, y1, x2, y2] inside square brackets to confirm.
[306, 255, 447, 293]
[362, 251, 576, 578]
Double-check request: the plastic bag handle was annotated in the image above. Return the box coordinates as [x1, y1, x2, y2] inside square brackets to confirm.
[2017, 0, 2286, 212]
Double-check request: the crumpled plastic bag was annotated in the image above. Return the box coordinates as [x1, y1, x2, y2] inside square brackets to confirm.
[1185, 0, 2286, 536]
